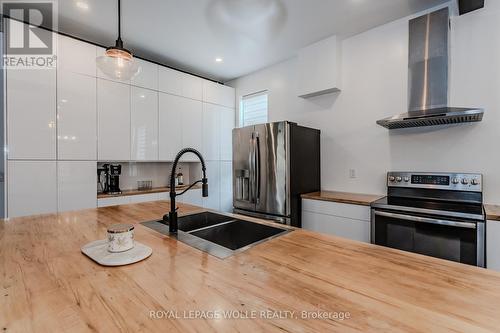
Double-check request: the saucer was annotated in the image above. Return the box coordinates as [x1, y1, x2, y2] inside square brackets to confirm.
[81, 239, 152, 266]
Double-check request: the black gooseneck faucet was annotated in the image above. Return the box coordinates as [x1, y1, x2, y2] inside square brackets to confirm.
[163, 148, 208, 233]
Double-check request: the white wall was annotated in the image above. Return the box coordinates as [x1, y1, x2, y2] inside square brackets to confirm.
[227, 2, 500, 204]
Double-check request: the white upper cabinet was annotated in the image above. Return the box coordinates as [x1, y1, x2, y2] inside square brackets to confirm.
[97, 79, 131, 160]
[57, 71, 97, 160]
[96, 47, 131, 84]
[131, 87, 158, 161]
[58, 161, 97, 212]
[297, 35, 341, 98]
[202, 103, 221, 161]
[131, 58, 158, 90]
[202, 81, 235, 108]
[7, 68, 56, 159]
[220, 106, 235, 161]
[57, 35, 96, 77]
[159, 93, 183, 161]
[181, 98, 203, 161]
[8, 161, 57, 218]
[158, 67, 202, 100]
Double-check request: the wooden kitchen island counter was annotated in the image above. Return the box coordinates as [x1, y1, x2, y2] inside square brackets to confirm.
[2, 201, 500, 333]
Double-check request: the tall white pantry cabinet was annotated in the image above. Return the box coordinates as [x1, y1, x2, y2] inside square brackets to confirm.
[6, 23, 235, 218]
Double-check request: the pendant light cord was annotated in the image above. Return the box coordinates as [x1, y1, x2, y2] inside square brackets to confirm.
[118, 0, 121, 39]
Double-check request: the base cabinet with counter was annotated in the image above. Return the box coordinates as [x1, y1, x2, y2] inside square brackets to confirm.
[487, 220, 500, 271]
[301, 197, 372, 243]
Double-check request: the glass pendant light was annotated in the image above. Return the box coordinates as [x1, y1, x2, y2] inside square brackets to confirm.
[96, 0, 140, 80]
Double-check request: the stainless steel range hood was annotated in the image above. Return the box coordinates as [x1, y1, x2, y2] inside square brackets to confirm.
[377, 8, 484, 129]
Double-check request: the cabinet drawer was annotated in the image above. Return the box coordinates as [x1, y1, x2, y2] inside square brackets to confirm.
[302, 211, 370, 243]
[302, 199, 370, 221]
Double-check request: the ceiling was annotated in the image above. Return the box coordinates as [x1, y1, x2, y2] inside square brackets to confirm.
[56, 0, 449, 82]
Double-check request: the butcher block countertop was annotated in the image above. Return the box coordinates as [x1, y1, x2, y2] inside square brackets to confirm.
[2, 202, 500, 332]
[97, 184, 200, 199]
[301, 190, 384, 206]
[485, 204, 500, 221]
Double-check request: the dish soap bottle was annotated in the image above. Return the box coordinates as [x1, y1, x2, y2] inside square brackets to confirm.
[177, 168, 184, 185]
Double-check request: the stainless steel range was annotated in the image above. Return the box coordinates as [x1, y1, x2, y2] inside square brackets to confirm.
[371, 172, 485, 267]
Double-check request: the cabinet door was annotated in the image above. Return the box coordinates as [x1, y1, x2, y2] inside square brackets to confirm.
[203, 161, 220, 210]
[58, 161, 97, 212]
[220, 161, 233, 213]
[159, 93, 183, 161]
[487, 221, 500, 271]
[301, 210, 370, 243]
[131, 87, 158, 161]
[7, 68, 56, 159]
[8, 161, 57, 218]
[220, 107, 235, 161]
[57, 71, 97, 160]
[158, 67, 202, 100]
[181, 98, 203, 161]
[158, 67, 184, 96]
[202, 103, 221, 161]
[131, 59, 158, 90]
[202, 81, 235, 108]
[58, 34, 96, 76]
[97, 79, 131, 161]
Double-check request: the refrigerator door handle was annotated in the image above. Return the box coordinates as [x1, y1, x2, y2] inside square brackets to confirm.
[249, 132, 256, 203]
[255, 133, 261, 205]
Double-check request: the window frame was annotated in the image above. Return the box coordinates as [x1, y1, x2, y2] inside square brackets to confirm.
[239, 90, 268, 127]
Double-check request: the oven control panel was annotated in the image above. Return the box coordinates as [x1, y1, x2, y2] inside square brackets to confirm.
[387, 172, 482, 192]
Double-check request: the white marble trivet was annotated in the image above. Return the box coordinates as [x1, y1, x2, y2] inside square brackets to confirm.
[81, 240, 152, 266]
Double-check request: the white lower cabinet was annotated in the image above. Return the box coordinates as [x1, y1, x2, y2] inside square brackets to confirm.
[487, 220, 500, 271]
[203, 161, 220, 211]
[58, 161, 97, 212]
[220, 161, 233, 213]
[8, 161, 57, 218]
[301, 199, 371, 243]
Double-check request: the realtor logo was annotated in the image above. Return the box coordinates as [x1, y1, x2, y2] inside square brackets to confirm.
[1, 1, 57, 68]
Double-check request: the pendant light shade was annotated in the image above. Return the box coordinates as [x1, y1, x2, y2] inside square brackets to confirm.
[96, 0, 140, 80]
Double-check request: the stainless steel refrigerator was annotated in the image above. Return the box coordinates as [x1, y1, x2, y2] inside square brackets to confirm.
[232, 121, 320, 227]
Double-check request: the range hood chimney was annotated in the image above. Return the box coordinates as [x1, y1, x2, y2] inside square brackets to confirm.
[377, 7, 484, 129]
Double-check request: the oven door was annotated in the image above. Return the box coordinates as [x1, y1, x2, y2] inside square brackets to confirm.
[371, 209, 485, 267]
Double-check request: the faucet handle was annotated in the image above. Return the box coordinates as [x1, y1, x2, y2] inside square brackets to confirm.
[202, 178, 208, 197]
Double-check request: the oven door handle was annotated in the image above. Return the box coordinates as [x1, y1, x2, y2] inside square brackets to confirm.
[374, 211, 477, 229]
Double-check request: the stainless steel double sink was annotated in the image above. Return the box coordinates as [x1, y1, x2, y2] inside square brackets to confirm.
[141, 212, 290, 259]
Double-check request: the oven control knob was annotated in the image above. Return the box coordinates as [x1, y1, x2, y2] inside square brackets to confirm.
[396, 176, 402, 182]
[452, 178, 460, 184]
[461, 178, 469, 185]
[471, 179, 479, 186]
[404, 176, 410, 182]
[389, 176, 396, 182]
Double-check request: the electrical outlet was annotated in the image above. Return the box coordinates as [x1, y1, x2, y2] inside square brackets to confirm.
[349, 169, 356, 179]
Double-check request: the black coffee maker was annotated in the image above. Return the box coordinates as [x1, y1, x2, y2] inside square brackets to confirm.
[101, 164, 122, 194]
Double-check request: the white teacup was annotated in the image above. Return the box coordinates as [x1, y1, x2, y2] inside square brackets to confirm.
[107, 223, 135, 253]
